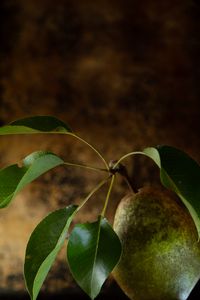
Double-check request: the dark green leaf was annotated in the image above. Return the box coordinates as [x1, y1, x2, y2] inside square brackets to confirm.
[143, 145, 200, 237]
[0, 151, 64, 208]
[24, 205, 78, 300]
[67, 216, 122, 299]
[0, 116, 72, 135]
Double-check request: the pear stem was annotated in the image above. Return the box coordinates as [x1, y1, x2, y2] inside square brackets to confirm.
[120, 167, 137, 194]
[109, 160, 137, 193]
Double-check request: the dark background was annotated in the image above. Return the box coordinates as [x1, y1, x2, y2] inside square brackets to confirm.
[0, 0, 200, 299]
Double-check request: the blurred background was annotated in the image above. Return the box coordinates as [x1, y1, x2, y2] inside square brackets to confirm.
[0, 0, 200, 299]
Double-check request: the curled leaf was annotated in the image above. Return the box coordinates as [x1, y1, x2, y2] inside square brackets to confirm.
[143, 145, 200, 238]
[0, 151, 64, 208]
[0, 116, 72, 135]
[24, 205, 78, 300]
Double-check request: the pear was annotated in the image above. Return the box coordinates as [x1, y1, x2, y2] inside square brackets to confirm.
[113, 186, 200, 300]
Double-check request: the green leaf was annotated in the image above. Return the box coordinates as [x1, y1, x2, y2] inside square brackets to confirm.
[0, 116, 72, 135]
[0, 151, 64, 208]
[67, 216, 122, 299]
[143, 145, 200, 238]
[24, 205, 78, 300]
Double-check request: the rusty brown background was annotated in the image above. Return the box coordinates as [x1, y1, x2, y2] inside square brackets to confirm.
[0, 0, 200, 298]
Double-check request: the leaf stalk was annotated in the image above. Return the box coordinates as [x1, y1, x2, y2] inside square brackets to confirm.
[77, 176, 111, 212]
[101, 175, 115, 217]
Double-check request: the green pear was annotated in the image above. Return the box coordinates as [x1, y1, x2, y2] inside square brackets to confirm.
[113, 186, 200, 300]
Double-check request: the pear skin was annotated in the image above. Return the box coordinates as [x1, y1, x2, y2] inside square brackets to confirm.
[113, 187, 200, 300]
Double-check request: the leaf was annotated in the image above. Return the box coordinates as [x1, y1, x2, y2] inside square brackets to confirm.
[0, 151, 64, 208]
[143, 145, 200, 238]
[0, 115, 72, 135]
[67, 216, 122, 299]
[24, 205, 78, 300]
